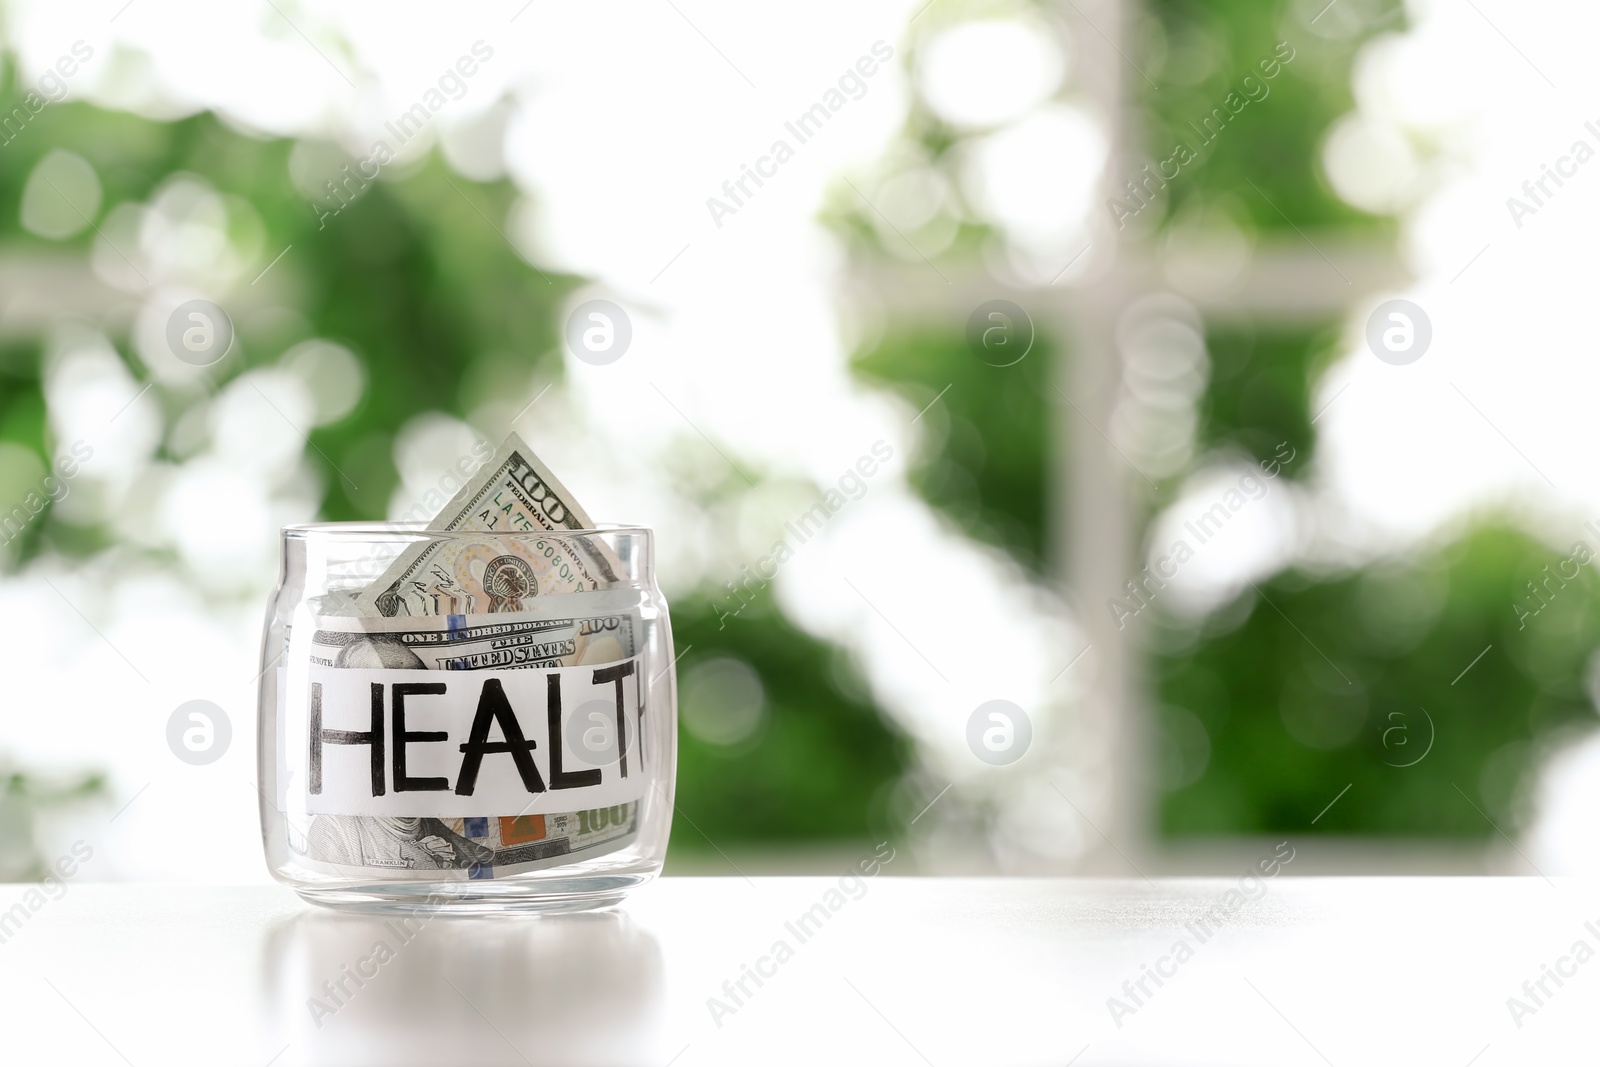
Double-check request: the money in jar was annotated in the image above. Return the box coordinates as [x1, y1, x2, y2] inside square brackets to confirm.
[257, 434, 678, 912]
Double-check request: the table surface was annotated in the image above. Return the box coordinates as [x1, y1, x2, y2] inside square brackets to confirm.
[0, 875, 1592, 1066]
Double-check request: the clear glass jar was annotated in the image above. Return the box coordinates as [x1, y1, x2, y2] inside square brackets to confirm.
[257, 522, 676, 913]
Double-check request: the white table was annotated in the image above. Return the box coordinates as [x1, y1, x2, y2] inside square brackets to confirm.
[0, 876, 1589, 1065]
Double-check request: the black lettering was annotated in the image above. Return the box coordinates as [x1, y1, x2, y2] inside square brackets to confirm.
[591, 661, 636, 778]
[393, 682, 449, 791]
[310, 681, 386, 796]
[455, 679, 544, 795]
[548, 674, 601, 789]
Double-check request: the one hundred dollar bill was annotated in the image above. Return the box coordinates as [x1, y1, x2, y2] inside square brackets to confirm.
[308, 594, 641, 671]
[355, 432, 619, 617]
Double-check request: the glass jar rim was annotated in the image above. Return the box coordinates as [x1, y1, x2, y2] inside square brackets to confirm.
[282, 521, 651, 539]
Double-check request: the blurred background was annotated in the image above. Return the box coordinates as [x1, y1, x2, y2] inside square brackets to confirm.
[2, 0, 1598, 883]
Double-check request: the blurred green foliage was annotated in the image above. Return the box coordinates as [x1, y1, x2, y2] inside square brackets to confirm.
[835, 0, 1590, 851]
[1, 0, 1583, 873]
[1200, 322, 1336, 475]
[671, 599, 908, 846]
[0, 102, 586, 524]
[854, 330, 1054, 576]
[1141, 0, 1405, 233]
[1153, 523, 1600, 836]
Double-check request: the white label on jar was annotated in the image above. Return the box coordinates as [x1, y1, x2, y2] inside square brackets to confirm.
[300, 654, 646, 817]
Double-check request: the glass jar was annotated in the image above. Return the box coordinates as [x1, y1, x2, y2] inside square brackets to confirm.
[257, 523, 676, 913]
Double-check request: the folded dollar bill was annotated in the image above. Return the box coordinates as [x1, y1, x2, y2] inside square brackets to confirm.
[356, 432, 619, 617]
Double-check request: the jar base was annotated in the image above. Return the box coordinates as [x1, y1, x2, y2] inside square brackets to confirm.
[292, 872, 652, 915]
